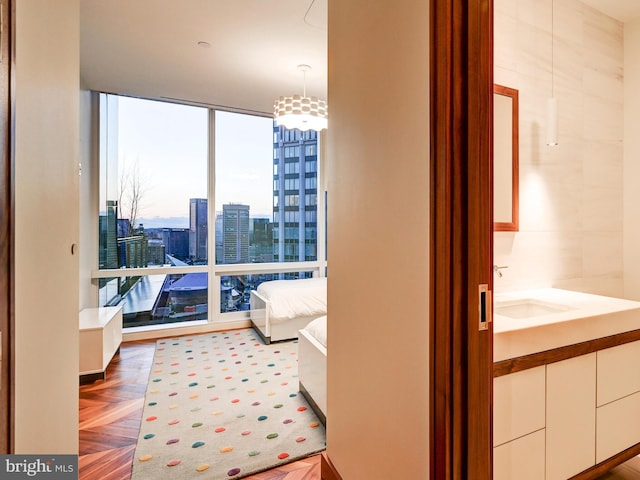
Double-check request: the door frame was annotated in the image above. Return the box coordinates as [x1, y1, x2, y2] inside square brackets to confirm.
[0, 0, 13, 454]
[430, 0, 494, 478]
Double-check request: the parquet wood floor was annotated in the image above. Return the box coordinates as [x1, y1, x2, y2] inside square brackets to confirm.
[79, 339, 320, 480]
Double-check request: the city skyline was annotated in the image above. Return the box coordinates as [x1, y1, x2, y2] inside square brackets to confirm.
[137, 210, 271, 230]
[117, 97, 274, 228]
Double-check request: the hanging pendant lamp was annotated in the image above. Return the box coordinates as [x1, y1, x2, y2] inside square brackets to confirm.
[274, 64, 328, 132]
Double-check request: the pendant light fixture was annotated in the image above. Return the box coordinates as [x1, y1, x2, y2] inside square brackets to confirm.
[547, 0, 558, 146]
[274, 64, 328, 132]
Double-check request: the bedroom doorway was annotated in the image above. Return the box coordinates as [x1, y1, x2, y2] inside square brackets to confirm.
[430, 0, 494, 478]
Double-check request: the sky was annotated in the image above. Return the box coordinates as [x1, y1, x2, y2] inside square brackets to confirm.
[117, 96, 273, 229]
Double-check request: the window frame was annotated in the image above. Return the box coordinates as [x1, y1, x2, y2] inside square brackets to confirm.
[91, 94, 327, 330]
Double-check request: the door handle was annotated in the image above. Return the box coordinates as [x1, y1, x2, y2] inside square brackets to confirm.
[479, 284, 492, 331]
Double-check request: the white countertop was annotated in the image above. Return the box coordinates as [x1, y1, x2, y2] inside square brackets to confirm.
[493, 288, 640, 362]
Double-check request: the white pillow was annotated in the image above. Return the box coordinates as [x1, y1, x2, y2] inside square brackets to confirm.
[304, 315, 327, 347]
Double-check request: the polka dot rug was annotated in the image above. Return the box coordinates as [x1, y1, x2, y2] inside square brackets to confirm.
[131, 329, 326, 479]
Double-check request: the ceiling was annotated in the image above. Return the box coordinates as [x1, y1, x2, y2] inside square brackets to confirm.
[80, 0, 639, 117]
[80, 0, 327, 116]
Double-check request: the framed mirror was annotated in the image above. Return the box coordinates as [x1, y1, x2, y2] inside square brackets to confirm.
[493, 84, 519, 232]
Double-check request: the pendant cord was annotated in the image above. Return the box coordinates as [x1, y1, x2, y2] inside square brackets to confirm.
[551, 0, 554, 97]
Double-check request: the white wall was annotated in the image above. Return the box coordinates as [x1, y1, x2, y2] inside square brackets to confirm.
[14, 0, 80, 453]
[326, 0, 430, 478]
[494, 0, 624, 297]
[624, 18, 640, 300]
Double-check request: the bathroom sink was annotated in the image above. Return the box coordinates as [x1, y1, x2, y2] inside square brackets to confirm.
[494, 299, 572, 319]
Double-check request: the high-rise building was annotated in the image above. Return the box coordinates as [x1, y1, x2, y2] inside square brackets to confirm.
[159, 228, 189, 262]
[189, 198, 208, 263]
[272, 126, 318, 265]
[147, 238, 165, 265]
[117, 236, 148, 268]
[166, 228, 189, 261]
[142, 228, 189, 263]
[250, 218, 273, 263]
[215, 213, 223, 263]
[99, 200, 119, 270]
[222, 203, 250, 264]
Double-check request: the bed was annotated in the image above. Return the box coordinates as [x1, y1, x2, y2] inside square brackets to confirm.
[298, 315, 327, 424]
[249, 276, 327, 344]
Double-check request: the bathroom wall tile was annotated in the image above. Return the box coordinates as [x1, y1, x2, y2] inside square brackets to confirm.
[516, 167, 557, 231]
[582, 185, 623, 232]
[517, 26, 553, 85]
[494, 67, 520, 91]
[553, 42, 584, 95]
[526, 137, 584, 186]
[582, 232, 623, 278]
[518, 77, 550, 127]
[554, 277, 624, 298]
[517, 0, 551, 33]
[588, 277, 623, 298]
[554, 0, 584, 46]
[584, 94, 624, 141]
[493, 231, 583, 293]
[583, 66, 623, 105]
[495, 0, 517, 19]
[558, 90, 585, 139]
[583, 6, 623, 66]
[518, 164, 583, 232]
[495, 9, 519, 74]
[583, 140, 622, 188]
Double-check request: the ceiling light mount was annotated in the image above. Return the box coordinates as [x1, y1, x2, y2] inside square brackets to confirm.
[274, 64, 327, 132]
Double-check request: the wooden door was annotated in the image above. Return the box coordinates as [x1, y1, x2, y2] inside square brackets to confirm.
[0, 0, 12, 454]
[430, 0, 494, 478]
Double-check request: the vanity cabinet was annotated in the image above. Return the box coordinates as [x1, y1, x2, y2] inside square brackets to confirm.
[596, 341, 640, 462]
[546, 354, 596, 480]
[596, 391, 640, 462]
[493, 366, 545, 480]
[597, 340, 640, 405]
[494, 429, 545, 480]
[494, 366, 545, 447]
[494, 344, 640, 480]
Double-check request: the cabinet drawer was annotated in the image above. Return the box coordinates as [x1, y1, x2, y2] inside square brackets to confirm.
[494, 429, 545, 480]
[546, 353, 596, 480]
[494, 365, 545, 447]
[597, 341, 640, 406]
[597, 390, 640, 463]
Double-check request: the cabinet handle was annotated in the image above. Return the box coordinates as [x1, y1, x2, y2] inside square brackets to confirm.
[479, 284, 492, 331]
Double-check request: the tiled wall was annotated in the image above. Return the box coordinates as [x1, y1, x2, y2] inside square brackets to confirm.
[494, 0, 624, 296]
[623, 19, 640, 301]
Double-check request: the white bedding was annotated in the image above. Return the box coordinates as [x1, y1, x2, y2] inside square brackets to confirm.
[256, 277, 327, 323]
[304, 315, 327, 348]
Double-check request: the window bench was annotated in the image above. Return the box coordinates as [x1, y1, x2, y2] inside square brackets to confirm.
[79, 306, 123, 384]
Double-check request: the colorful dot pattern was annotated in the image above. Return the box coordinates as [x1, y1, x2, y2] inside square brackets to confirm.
[131, 329, 326, 479]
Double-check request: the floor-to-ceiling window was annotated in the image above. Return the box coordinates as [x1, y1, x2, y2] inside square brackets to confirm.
[94, 94, 325, 329]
